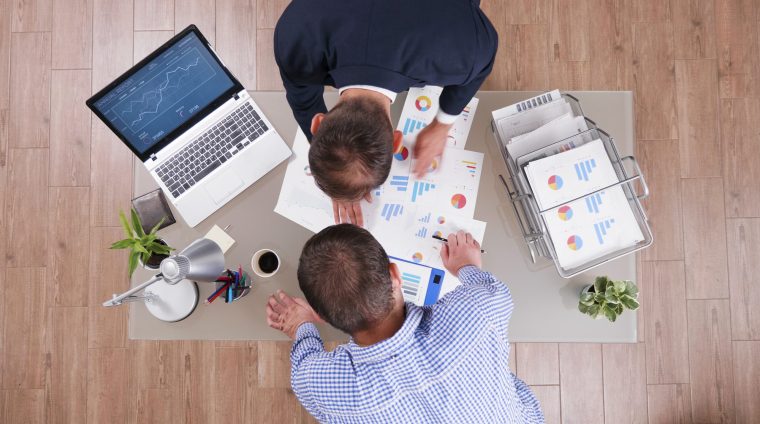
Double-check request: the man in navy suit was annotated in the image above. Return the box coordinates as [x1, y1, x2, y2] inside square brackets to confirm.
[274, 0, 497, 225]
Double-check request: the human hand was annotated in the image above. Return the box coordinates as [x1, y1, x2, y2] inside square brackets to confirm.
[440, 230, 482, 275]
[266, 290, 323, 339]
[412, 120, 451, 178]
[331, 192, 371, 227]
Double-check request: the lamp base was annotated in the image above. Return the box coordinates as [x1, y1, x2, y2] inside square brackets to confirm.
[143, 278, 199, 322]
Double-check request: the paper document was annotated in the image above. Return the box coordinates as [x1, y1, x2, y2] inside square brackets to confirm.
[492, 90, 562, 118]
[389, 256, 446, 306]
[494, 100, 573, 146]
[507, 113, 589, 162]
[397, 86, 479, 149]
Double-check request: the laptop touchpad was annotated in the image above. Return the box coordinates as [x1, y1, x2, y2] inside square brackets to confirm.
[205, 170, 244, 205]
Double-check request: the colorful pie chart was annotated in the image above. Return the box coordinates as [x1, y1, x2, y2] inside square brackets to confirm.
[415, 95, 432, 112]
[433, 230, 444, 238]
[558, 205, 573, 221]
[451, 194, 467, 209]
[412, 252, 424, 263]
[437, 216, 446, 224]
[548, 175, 564, 190]
[567, 235, 583, 251]
[394, 146, 409, 161]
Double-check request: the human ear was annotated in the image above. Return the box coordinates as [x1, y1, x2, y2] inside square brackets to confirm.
[389, 263, 402, 290]
[310, 113, 326, 136]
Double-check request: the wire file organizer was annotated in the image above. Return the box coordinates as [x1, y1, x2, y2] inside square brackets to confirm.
[492, 93, 653, 278]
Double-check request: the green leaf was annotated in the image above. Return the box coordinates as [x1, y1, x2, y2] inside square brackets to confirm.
[149, 216, 167, 235]
[605, 278, 615, 293]
[603, 306, 618, 322]
[110, 239, 133, 250]
[613, 280, 627, 295]
[620, 295, 640, 311]
[141, 251, 151, 264]
[594, 276, 607, 294]
[604, 292, 621, 304]
[580, 292, 594, 305]
[594, 292, 606, 304]
[625, 281, 639, 296]
[148, 243, 172, 255]
[128, 251, 139, 277]
[131, 208, 145, 237]
[588, 304, 600, 318]
[578, 302, 590, 314]
[132, 243, 149, 255]
[119, 210, 134, 239]
[615, 303, 624, 314]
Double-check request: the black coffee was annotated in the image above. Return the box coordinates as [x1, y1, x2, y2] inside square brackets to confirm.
[258, 251, 279, 274]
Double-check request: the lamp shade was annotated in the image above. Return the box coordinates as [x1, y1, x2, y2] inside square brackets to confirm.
[160, 238, 225, 284]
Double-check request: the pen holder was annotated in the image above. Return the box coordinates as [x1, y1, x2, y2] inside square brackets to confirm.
[209, 269, 251, 304]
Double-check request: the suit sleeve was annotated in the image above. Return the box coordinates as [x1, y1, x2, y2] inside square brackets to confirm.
[280, 68, 327, 141]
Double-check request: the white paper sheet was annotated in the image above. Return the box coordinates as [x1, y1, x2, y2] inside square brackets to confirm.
[396, 86, 479, 149]
[506, 113, 589, 161]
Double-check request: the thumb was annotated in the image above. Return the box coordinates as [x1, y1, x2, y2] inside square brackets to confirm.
[440, 243, 450, 264]
[277, 290, 295, 306]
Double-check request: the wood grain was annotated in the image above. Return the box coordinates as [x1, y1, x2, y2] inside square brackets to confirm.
[479, 0, 508, 90]
[49, 70, 91, 186]
[214, 346, 254, 423]
[675, 60, 721, 177]
[715, 0, 760, 98]
[588, 0, 634, 90]
[179, 341, 216, 424]
[257, 341, 291, 388]
[687, 300, 735, 423]
[87, 227, 128, 348]
[726, 218, 760, 340]
[248, 388, 300, 424]
[47, 187, 90, 307]
[5, 149, 49, 267]
[602, 343, 648, 423]
[681, 178, 729, 299]
[46, 307, 87, 424]
[632, 22, 678, 140]
[631, 0, 670, 22]
[134, 0, 173, 31]
[640, 261, 690, 384]
[9, 32, 50, 148]
[1, 268, 47, 389]
[134, 31, 174, 63]
[0, 0, 9, 167]
[0, 389, 46, 424]
[648, 384, 693, 424]
[549, 0, 590, 62]
[530, 385, 560, 424]
[505, 24, 549, 90]
[559, 344, 604, 423]
[733, 341, 760, 422]
[257, 0, 290, 29]
[216, 0, 257, 88]
[51, 0, 92, 69]
[548, 61, 591, 90]
[504, 0, 550, 24]
[671, 0, 717, 59]
[516, 343, 559, 385]
[135, 388, 181, 424]
[256, 29, 282, 90]
[174, 0, 215, 45]
[638, 140, 684, 261]
[11, 0, 51, 32]
[721, 99, 760, 218]
[86, 348, 130, 424]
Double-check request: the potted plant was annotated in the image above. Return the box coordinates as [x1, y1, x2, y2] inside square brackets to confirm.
[578, 276, 639, 322]
[110, 209, 174, 276]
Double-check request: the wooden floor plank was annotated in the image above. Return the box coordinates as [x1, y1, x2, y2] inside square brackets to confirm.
[52, 0, 93, 69]
[48, 187, 90, 307]
[715, 0, 760, 98]
[1, 268, 47, 389]
[675, 60, 721, 178]
[671, 0, 717, 59]
[9, 32, 50, 149]
[0, 389, 46, 424]
[640, 261, 690, 384]
[134, 31, 175, 63]
[602, 343, 648, 423]
[648, 384, 693, 424]
[180, 341, 216, 424]
[87, 227, 128, 348]
[214, 346, 254, 423]
[11, 0, 51, 32]
[632, 22, 678, 140]
[256, 29, 282, 91]
[687, 300, 735, 423]
[46, 307, 87, 424]
[257, 341, 291, 388]
[247, 388, 300, 424]
[516, 343, 559, 385]
[588, 0, 633, 90]
[135, 388, 181, 424]
[216, 0, 257, 88]
[530, 385, 560, 424]
[257, 0, 290, 29]
[504, 0, 550, 24]
[638, 140, 684, 261]
[630, 0, 670, 22]
[174, 0, 215, 45]
[558, 344, 604, 423]
[86, 348, 130, 424]
[134, 0, 173, 31]
[479, 0, 508, 90]
[733, 341, 760, 422]
[726, 218, 760, 340]
[5, 148, 49, 267]
[721, 98, 760, 218]
[0, 0, 10, 167]
[547, 61, 591, 90]
[505, 24, 549, 90]
[549, 0, 590, 62]
[49, 70, 91, 187]
[681, 178, 729, 299]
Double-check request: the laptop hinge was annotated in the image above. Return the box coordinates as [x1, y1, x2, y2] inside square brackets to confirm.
[150, 153, 158, 161]
[233, 92, 240, 100]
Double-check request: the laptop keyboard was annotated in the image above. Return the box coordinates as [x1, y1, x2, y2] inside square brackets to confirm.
[155, 103, 268, 198]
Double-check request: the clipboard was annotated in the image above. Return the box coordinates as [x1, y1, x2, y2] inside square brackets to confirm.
[389, 256, 446, 306]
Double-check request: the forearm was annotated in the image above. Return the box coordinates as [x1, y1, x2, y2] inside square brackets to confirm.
[290, 322, 325, 369]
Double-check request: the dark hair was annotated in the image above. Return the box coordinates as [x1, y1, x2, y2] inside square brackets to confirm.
[309, 97, 393, 201]
[297, 224, 394, 333]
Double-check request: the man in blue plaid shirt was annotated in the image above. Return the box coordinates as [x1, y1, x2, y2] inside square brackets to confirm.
[266, 224, 544, 423]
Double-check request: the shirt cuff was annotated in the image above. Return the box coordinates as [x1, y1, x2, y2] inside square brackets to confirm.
[295, 322, 321, 340]
[435, 109, 460, 125]
[457, 265, 483, 282]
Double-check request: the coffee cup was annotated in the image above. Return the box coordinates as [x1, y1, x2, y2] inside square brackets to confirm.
[252, 249, 281, 278]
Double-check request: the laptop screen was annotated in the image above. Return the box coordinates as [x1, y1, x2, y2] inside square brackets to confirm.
[90, 31, 236, 155]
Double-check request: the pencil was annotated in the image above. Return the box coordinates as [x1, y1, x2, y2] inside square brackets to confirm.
[432, 234, 486, 253]
[205, 282, 231, 305]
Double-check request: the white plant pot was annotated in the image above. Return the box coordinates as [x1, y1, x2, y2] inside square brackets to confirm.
[139, 239, 170, 270]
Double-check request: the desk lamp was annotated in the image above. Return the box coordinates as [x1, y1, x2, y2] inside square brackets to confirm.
[102, 238, 225, 322]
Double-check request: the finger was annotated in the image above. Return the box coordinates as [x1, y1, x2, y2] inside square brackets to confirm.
[332, 200, 340, 224]
[473, 238, 481, 249]
[278, 290, 296, 307]
[447, 233, 458, 247]
[352, 202, 364, 227]
[465, 232, 473, 245]
[268, 296, 283, 314]
[440, 243, 450, 262]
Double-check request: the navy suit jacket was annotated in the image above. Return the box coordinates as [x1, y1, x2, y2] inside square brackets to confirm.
[274, 0, 498, 139]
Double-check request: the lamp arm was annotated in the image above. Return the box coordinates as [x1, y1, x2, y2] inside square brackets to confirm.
[102, 274, 164, 307]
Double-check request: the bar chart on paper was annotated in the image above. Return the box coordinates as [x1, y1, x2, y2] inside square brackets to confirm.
[380, 203, 404, 221]
[403, 118, 426, 135]
[593, 219, 615, 244]
[389, 175, 410, 192]
[574, 158, 597, 181]
[401, 272, 421, 298]
[411, 181, 436, 202]
[585, 191, 605, 213]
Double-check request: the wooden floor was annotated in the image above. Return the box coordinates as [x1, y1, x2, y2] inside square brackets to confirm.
[0, 0, 759, 422]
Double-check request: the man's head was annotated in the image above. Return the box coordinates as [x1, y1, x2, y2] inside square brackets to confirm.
[297, 224, 402, 334]
[308, 97, 396, 201]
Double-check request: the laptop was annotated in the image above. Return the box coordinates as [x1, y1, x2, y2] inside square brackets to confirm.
[87, 25, 291, 227]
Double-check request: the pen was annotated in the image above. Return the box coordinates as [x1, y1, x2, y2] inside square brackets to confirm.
[432, 234, 486, 253]
[206, 282, 231, 305]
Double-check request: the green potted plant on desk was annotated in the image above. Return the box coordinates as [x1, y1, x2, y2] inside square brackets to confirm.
[578, 276, 639, 322]
[110, 209, 175, 277]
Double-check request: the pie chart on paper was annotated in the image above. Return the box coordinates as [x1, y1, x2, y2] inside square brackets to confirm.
[450, 194, 467, 209]
[548, 175, 564, 190]
[415, 95, 432, 112]
[394, 146, 409, 161]
[557, 205, 573, 221]
[567, 235, 583, 251]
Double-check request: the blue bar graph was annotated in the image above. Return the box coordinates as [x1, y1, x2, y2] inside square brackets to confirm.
[593, 218, 616, 244]
[415, 227, 428, 238]
[389, 175, 409, 192]
[418, 212, 431, 223]
[401, 272, 422, 297]
[380, 203, 404, 221]
[402, 118, 426, 135]
[584, 191, 605, 213]
[574, 158, 598, 181]
[411, 181, 436, 202]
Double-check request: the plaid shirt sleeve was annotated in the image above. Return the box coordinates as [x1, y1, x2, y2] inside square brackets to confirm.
[290, 323, 327, 421]
[456, 265, 514, 340]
